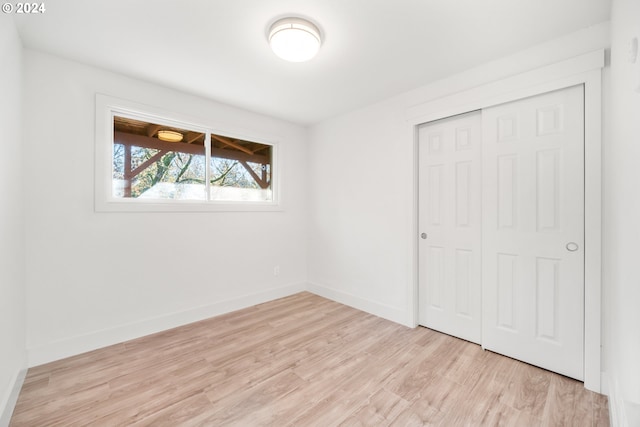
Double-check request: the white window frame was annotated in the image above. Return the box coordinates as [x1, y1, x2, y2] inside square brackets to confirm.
[95, 94, 281, 212]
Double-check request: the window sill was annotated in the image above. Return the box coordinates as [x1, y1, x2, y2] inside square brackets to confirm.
[95, 199, 283, 213]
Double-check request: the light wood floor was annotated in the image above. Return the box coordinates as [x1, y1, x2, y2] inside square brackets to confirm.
[10, 292, 608, 426]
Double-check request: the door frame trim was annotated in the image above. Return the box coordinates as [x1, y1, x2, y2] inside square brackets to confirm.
[407, 49, 604, 392]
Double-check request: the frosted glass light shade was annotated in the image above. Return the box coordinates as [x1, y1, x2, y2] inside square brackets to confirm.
[157, 130, 183, 142]
[269, 18, 321, 62]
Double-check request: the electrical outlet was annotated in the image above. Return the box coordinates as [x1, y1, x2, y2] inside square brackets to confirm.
[273, 265, 280, 277]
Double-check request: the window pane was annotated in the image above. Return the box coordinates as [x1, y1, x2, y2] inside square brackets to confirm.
[113, 116, 206, 200]
[209, 133, 273, 201]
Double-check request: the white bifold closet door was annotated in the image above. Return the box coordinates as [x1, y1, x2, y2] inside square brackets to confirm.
[418, 85, 585, 380]
[418, 112, 482, 344]
[482, 85, 584, 380]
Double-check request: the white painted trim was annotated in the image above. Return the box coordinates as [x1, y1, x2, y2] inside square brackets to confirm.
[0, 368, 27, 427]
[406, 50, 605, 124]
[608, 374, 627, 427]
[609, 369, 640, 427]
[601, 371, 609, 397]
[409, 122, 421, 328]
[27, 283, 306, 367]
[27, 281, 410, 368]
[626, 402, 640, 427]
[307, 282, 409, 326]
[408, 49, 604, 392]
[582, 67, 603, 394]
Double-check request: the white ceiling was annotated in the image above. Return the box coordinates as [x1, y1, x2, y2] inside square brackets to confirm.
[14, 0, 611, 125]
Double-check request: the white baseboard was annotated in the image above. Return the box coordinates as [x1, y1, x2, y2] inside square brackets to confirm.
[26, 281, 409, 368]
[306, 282, 409, 326]
[609, 373, 640, 427]
[27, 283, 306, 367]
[625, 402, 640, 427]
[0, 368, 27, 427]
[608, 373, 629, 427]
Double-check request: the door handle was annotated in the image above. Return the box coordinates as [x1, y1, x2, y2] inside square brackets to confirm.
[421, 233, 427, 240]
[566, 242, 579, 252]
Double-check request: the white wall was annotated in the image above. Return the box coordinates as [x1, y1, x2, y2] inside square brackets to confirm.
[22, 51, 308, 366]
[308, 23, 610, 327]
[0, 15, 27, 424]
[604, 0, 640, 423]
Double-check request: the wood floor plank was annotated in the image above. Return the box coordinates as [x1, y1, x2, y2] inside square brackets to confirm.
[195, 369, 307, 426]
[388, 398, 446, 426]
[542, 374, 591, 427]
[130, 393, 214, 427]
[342, 388, 410, 425]
[502, 361, 554, 416]
[10, 292, 608, 426]
[593, 392, 610, 427]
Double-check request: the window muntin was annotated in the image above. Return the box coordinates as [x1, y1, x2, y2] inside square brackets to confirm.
[111, 114, 273, 203]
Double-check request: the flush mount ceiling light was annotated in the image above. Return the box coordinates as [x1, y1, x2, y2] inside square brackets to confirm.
[269, 17, 321, 62]
[157, 130, 183, 142]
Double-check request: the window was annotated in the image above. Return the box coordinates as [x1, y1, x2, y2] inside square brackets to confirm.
[113, 115, 273, 202]
[113, 116, 207, 200]
[95, 95, 279, 212]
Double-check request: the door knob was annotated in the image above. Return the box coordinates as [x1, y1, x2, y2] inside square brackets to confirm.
[566, 242, 579, 252]
[421, 233, 427, 240]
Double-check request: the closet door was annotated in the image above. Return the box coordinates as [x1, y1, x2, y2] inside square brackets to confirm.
[481, 85, 584, 380]
[418, 112, 482, 344]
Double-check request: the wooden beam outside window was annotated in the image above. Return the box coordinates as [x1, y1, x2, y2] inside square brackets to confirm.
[114, 132, 270, 165]
[239, 160, 270, 189]
[210, 134, 254, 155]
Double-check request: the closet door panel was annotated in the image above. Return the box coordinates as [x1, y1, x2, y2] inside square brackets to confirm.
[418, 112, 482, 344]
[481, 85, 585, 380]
